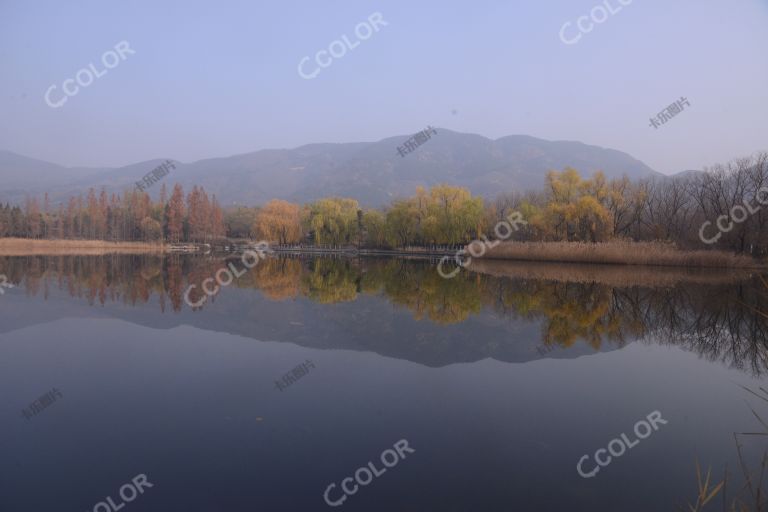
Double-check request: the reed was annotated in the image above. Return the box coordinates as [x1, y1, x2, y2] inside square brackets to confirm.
[467, 259, 755, 287]
[0, 238, 166, 256]
[479, 241, 760, 269]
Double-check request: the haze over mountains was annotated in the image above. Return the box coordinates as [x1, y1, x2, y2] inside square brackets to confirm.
[0, 129, 661, 207]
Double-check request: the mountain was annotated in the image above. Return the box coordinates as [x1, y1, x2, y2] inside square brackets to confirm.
[669, 169, 704, 180]
[0, 130, 659, 207]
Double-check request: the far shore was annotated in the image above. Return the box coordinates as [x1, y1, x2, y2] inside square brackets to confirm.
[0, 238, 166, 256]
[0, 238, 765, 270]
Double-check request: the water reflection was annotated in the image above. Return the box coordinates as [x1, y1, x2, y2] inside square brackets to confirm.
[1, 254, 766, 375]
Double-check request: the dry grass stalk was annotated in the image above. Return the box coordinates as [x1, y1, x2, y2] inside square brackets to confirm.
[466, 259, 755, 287]
[0, 238, 166, 256]
[480, 241, 760, 269]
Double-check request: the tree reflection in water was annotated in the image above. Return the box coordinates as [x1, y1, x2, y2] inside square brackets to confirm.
[1, 254, 766, 375]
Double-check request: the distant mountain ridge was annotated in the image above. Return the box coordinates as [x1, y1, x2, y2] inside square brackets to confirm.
[0, 130, 661, 207]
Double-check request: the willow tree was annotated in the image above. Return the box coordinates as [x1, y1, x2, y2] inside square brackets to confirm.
[361, 210, 388, 247]
[423, 184, 484, 244]
[542, 168, 612, 241]
[385, 199, 421, 246]
[383, 185, 484, 246]
[303, 198, 359, 245]
[253, 199, 303, 244]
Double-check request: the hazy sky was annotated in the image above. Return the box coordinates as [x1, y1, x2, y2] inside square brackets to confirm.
[1, 0, 766, 174]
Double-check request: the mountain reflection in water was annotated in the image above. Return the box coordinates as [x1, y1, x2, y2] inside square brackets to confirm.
[1, 254, 766, 376]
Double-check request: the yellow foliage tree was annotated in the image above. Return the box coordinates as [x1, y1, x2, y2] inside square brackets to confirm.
[543, 168, 612, 241]
[253, 199, 303, 243]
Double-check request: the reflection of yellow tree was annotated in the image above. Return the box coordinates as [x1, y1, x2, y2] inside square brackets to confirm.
[538, 284, 617, 349]
[237, 257, 302, 301]
[300, 259, 359, 304]
[378, 260, 483, 324]
[487, 280, 636, 349]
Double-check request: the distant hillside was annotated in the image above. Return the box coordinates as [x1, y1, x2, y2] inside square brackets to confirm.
[0, 130, 659, 207]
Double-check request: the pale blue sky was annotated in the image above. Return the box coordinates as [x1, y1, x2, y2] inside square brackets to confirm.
[1, 0, 766, 174]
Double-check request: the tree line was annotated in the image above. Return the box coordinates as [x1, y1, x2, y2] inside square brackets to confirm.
[2, 152, 767, 254]
[0, 184, 225, 243]
[240, 151, 768, 255]
[498, 152, 768, 255]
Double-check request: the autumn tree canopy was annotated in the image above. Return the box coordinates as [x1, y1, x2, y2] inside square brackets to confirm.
[253, 199, 302, 244]
[303, 198, 360, 245]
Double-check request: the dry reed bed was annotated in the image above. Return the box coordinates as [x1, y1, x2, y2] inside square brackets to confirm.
[480, 241, 760, 269]
[0, 238, 165, 256]
[467, 259, 755, 287]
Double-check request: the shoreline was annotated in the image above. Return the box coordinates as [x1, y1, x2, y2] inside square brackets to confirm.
[0, 238, 765, 270]
[0, 238, 166, 256]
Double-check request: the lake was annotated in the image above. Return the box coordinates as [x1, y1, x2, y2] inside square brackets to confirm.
[1, 254, 766, 511]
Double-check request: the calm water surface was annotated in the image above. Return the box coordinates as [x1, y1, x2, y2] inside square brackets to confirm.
[1, 254, 766, 511]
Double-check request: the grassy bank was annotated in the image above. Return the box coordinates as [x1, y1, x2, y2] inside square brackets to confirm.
[0, 238, 166, 256]
[479, 241, 760, 269]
